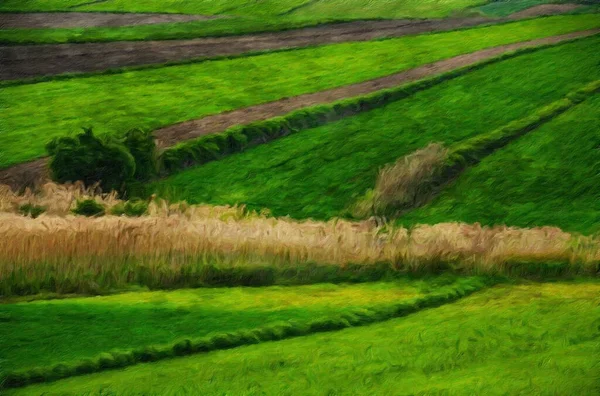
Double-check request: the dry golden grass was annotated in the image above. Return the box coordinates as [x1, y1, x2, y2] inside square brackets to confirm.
[1, 182, 598, 296]
[0, 182, 245, 218]
[353, 143, 448, 217]
[1, 209, 598, 294]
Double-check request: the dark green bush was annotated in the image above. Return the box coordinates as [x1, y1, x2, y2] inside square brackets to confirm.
[46, 127, 135, 192]
[122, 128, 158, 181]
[18, 203, 46, 218]
[72, 199, 105, 217]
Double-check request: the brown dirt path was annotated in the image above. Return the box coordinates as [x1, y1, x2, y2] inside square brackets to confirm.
[1, 29, 597, 190]
[0, 4, 585, 80]
[0, 12, 217, 29]
[508, 4, 582, 19]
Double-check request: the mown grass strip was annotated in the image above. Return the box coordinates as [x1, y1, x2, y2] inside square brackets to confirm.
[0, 280, 428, 371]
[157, 34, 598, 175]
[0, 276, 493, 389]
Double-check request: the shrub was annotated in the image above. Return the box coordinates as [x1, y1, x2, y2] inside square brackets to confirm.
[18, 203, 46, 218]
[46, 127, 135, 192]
[122, 128, 158, 181]
[110, 199, 148, 217]
[72, 199, 105, 217]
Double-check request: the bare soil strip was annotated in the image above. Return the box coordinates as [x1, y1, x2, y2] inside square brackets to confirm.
[0, 12, 217, 29]
[0, 17, 492, 80]
[1, 29, 597, 190]
[509, 4, 582, 19]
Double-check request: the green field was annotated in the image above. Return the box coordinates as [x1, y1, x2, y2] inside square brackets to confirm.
[9, 281, 599, 395]
[0, 0, 485, 18]
[2, 4, 598, 45]
[0, 280, 427, 371]
[399, 94, 600, 234]
[2, 15, 599, 169]
[3, 2, 600, 394]
[0, 0, 487, 45]
[149, 36, 600, 220]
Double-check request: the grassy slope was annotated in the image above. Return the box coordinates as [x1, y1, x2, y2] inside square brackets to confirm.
[11, 281, 600, 395]
[0, 0, 485, 18]
[149, 36, 600, 220]
[0, 280, 428, 371]
[399, 95, 600, 234]
[2, 15, 599, 169]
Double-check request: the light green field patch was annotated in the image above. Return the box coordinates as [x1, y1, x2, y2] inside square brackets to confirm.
[0, 0, 485, 18]
[11, 281, 599, 395]
[0, 280, 427, 371]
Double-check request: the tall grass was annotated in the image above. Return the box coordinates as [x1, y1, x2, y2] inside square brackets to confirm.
[353, 143, 448, 217]
[0, 181, 245, 218]
[1, 202, 598, 296]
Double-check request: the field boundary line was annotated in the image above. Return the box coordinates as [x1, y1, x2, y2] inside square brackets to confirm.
[0, 277, 494, 389]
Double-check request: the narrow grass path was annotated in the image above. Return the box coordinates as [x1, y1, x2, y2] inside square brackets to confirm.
[9, 281, 599, 395]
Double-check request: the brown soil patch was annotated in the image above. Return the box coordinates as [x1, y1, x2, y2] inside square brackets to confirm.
[1, 29, 597, 190]
[0, 12, 216, 29]
[508, 4, 582, 19]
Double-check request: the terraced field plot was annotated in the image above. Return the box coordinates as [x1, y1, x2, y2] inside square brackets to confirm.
[149, 35, 600, 220]
[2, 15, 599, 168]
[7, 281, 599, 395]
[0, 281, 427, 371]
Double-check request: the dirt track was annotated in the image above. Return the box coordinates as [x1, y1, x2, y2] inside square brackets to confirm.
[0, 12, 217, 29]
[1, 28, 597, 190]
